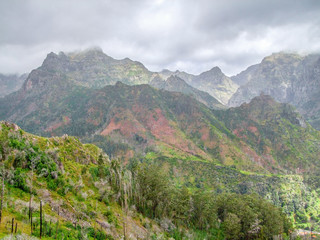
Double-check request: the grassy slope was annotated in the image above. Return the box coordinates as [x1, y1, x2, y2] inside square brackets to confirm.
[0, 122, 164, 239]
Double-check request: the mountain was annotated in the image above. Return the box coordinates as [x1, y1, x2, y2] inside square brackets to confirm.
[2, 61, 320, 177]
[0, 73, 28, 97]
[215, 94, 320, 174]
[150, 75, 225, 109]
[190, 67, 239, 105]
[158, 67, 238, 105]
[1, 78, 264, 173]
[229, 52, 320, 130]
[5, 48, 236, 109]
[33, 48, 155, 89]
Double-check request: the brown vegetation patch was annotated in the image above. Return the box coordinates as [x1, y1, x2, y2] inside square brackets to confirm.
[247, 125, 258, 135]
[46, 116, 71, 132]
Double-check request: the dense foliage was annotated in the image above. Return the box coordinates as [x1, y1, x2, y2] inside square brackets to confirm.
[122, 162, 292, 239]
[0, 122, 294, 239]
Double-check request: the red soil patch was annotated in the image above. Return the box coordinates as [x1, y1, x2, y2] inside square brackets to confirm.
[46, 116, 71, 132]
[247, 126, 258, 135]
[100, 109, 147, 138]
[200, 127, 210, 142]
[143, 108, 207, 157]
[233, 128, 247, 139]
[101, 118, 121, 136]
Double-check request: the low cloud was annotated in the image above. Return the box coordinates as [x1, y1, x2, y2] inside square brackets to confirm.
[0, 0, 319, 76]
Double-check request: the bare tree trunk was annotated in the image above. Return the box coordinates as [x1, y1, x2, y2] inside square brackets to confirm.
[0, 172, 4, 224]
[40, 200, 43, 239]
[122, 174, 128, 240]
[11, 217, 14, 234]
[29, 167, 33, 235]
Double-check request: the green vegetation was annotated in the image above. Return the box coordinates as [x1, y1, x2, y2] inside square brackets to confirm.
[0, 122, 295, 239]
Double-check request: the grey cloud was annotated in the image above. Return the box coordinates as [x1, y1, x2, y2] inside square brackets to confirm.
[0, 0, 320, 75]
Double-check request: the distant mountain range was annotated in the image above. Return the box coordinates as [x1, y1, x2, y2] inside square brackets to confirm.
[229, 52, 320, 130]
[2, 50, 320, 131]
[158, 66, 238, 105]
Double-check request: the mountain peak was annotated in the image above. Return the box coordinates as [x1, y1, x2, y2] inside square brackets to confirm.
[262, 52, 303, 64]
[167, 75, 185, 83]
[42, 51, 69, 69]
[43, 51, 58, 63]
[198, 66, 225, 78]
[209, 66, 222, 73]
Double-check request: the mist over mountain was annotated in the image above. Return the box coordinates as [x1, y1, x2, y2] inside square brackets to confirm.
[0, 73, 28, 97]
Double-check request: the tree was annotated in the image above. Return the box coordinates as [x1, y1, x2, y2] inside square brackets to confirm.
[29, 157, 36, 235]
[0, 165, 4, 224]
[224, 213, 241, 240]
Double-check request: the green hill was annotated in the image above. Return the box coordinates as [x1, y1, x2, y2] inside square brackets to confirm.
[0, 122, 292, 239]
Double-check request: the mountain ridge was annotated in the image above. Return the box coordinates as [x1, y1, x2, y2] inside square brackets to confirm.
[228, 52, 320, 130]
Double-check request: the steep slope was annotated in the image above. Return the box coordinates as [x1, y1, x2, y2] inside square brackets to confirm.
[190, 67, 238, 105]
[216, 94, 320, 174]
[0, 73, 28, 97]
[0, 121, 157, 239]
[229, 52, 320, 129]
[231, 64, 259, 86]
[150, 75, 225, 109]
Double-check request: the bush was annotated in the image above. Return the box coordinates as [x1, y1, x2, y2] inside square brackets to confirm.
[13, 168, 29, 192]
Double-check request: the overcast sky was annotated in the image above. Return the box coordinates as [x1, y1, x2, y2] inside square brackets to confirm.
[1, 0, 320, 76]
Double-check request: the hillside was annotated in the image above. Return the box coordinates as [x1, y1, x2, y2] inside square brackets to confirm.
[229, 52, 320, 130]
[0, 121, 153, 239]
[216, 94, 320, 174]
[0, 122, 292, 239]
[1, 78, 265, 172]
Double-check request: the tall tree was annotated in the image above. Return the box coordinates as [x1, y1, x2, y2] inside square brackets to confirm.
[0, 165, 4, 224]
[29, 157, 36, 235]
